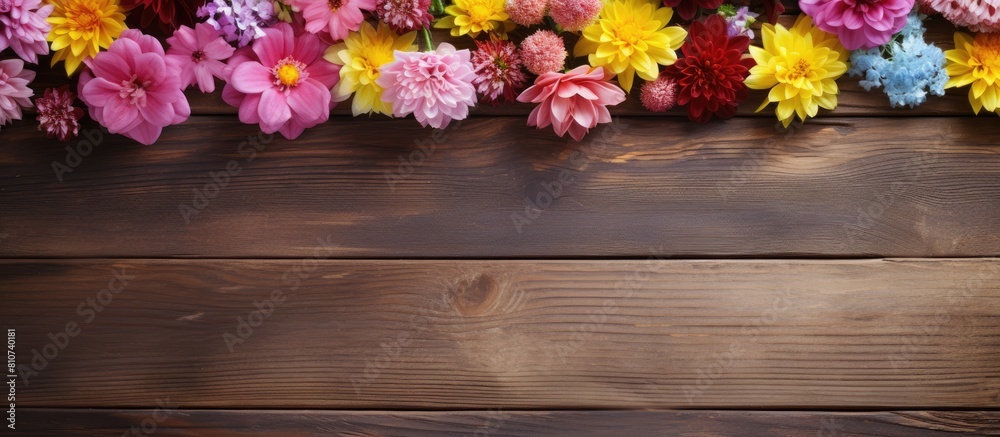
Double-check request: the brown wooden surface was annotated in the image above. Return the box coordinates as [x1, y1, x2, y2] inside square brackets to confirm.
[2, 116, 999, 258]
[4, 4, 1000, 434]
[15, 409, 1000, 436]
[3, 258, 998, 409]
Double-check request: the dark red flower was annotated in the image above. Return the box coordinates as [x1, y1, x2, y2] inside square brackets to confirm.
[121, 0, 202, 29]
[661, 0, 724, 21]
[666, 14, 754, 123]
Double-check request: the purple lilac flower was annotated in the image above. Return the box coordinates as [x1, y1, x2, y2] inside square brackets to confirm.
[718, 5, 758, 39]
[197, 0, 278, 48]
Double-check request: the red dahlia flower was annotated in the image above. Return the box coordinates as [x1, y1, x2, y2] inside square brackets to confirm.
[662, 0, 724, 21]
[666, 14, 754, 123]
[121, 0, 201, 29]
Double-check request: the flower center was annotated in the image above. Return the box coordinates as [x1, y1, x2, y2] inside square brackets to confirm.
[787, 58, 811, 81]
[329, 0, 343, 10]
[272, 56, 308, 88]
[468, 3, 493, 24]
[972, 33, 1000, 73]
[614, 21, 644, 46]
[192, 50, 206, 63]
[120, 74, 151, 107]
[66, 2, 103, 32]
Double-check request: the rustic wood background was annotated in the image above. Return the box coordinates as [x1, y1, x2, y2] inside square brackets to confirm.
[1, 3, 999, 435]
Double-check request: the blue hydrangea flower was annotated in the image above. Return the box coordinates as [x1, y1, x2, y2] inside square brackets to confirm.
[847, 12, 948, 108]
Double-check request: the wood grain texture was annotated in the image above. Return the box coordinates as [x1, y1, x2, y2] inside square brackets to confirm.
[2, 116, 999, 258]
[14, 409, 1000, 436]
[23, 16, 976, 118]
[3, 258, 999, 409]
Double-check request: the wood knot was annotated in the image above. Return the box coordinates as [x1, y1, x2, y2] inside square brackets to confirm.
[451, 273, 499, 316]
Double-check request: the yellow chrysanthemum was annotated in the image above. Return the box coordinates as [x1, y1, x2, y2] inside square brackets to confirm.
[572, 0, 687, 93]
[746, 15, 848, 128]
[325, 21, 417, 116]
[46, 0, 127, 76]
[945, 32, 1000, 115]
[434, 0, 514, 38]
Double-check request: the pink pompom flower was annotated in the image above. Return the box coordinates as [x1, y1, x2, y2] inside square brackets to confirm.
[223, 22, 340, 140]
[376, 43, 477, 129]
[79, 30, 190, 145]
[0, 58, 33, 130]
[291, 0, 377, 41]
[506, 0, 547, 26]
[520, 29, 566, 75]
[166, 22, 236, 93]
[920, 0, 1000, 33]
[36, 86, 84, 141]
[0, 0, 52, 63]
[801, 0, 913, 50]
[548, 0, 601, 31]
[640, 74, 678, 112]
[516, 65, 625, 141]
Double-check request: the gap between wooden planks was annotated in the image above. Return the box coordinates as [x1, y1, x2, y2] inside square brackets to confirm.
[13, 409, 1000, 436]
[2, 258, 998, 409]
[1, 116, 998, 258]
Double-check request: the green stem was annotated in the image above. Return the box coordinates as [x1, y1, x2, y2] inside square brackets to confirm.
[430, 0, 445, 15]
[421, 27, 435, 51]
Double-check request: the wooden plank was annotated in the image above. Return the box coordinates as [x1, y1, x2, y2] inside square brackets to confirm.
[13, 409, 1000, 436]
[2, 116, 999, 258]
[3, 258, 998, 408]
[23, 16, 974, 117]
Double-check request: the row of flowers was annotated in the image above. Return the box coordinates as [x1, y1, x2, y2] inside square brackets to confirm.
[0, 0, 997, 144]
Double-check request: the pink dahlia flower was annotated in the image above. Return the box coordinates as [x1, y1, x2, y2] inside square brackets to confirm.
[291, 0, 377, 41]
[801, 0, 913, 50]
[516, 65, 625, 141]
[36, 86, 84, 141]
[0, 58, 33, 130]
[166, 22, 236, 93]
[548, 0, 601, 32]
[79, 30, 190, 145]
[920, 0, 1000, 33]
[0, 0, 52, 63]
[376, 0, 432, 32]
[223, 22, 340, 139]
[376, 43, 477, 129]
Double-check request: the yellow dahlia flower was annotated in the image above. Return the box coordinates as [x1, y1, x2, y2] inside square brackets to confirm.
[572, 0, 687, 93]
[434, 0, 515, 38]
[46, 0, 127, 76]
[945, 32, 1000, 115]
[746, 15, 848, 128]
[325, 21, 417, 116]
